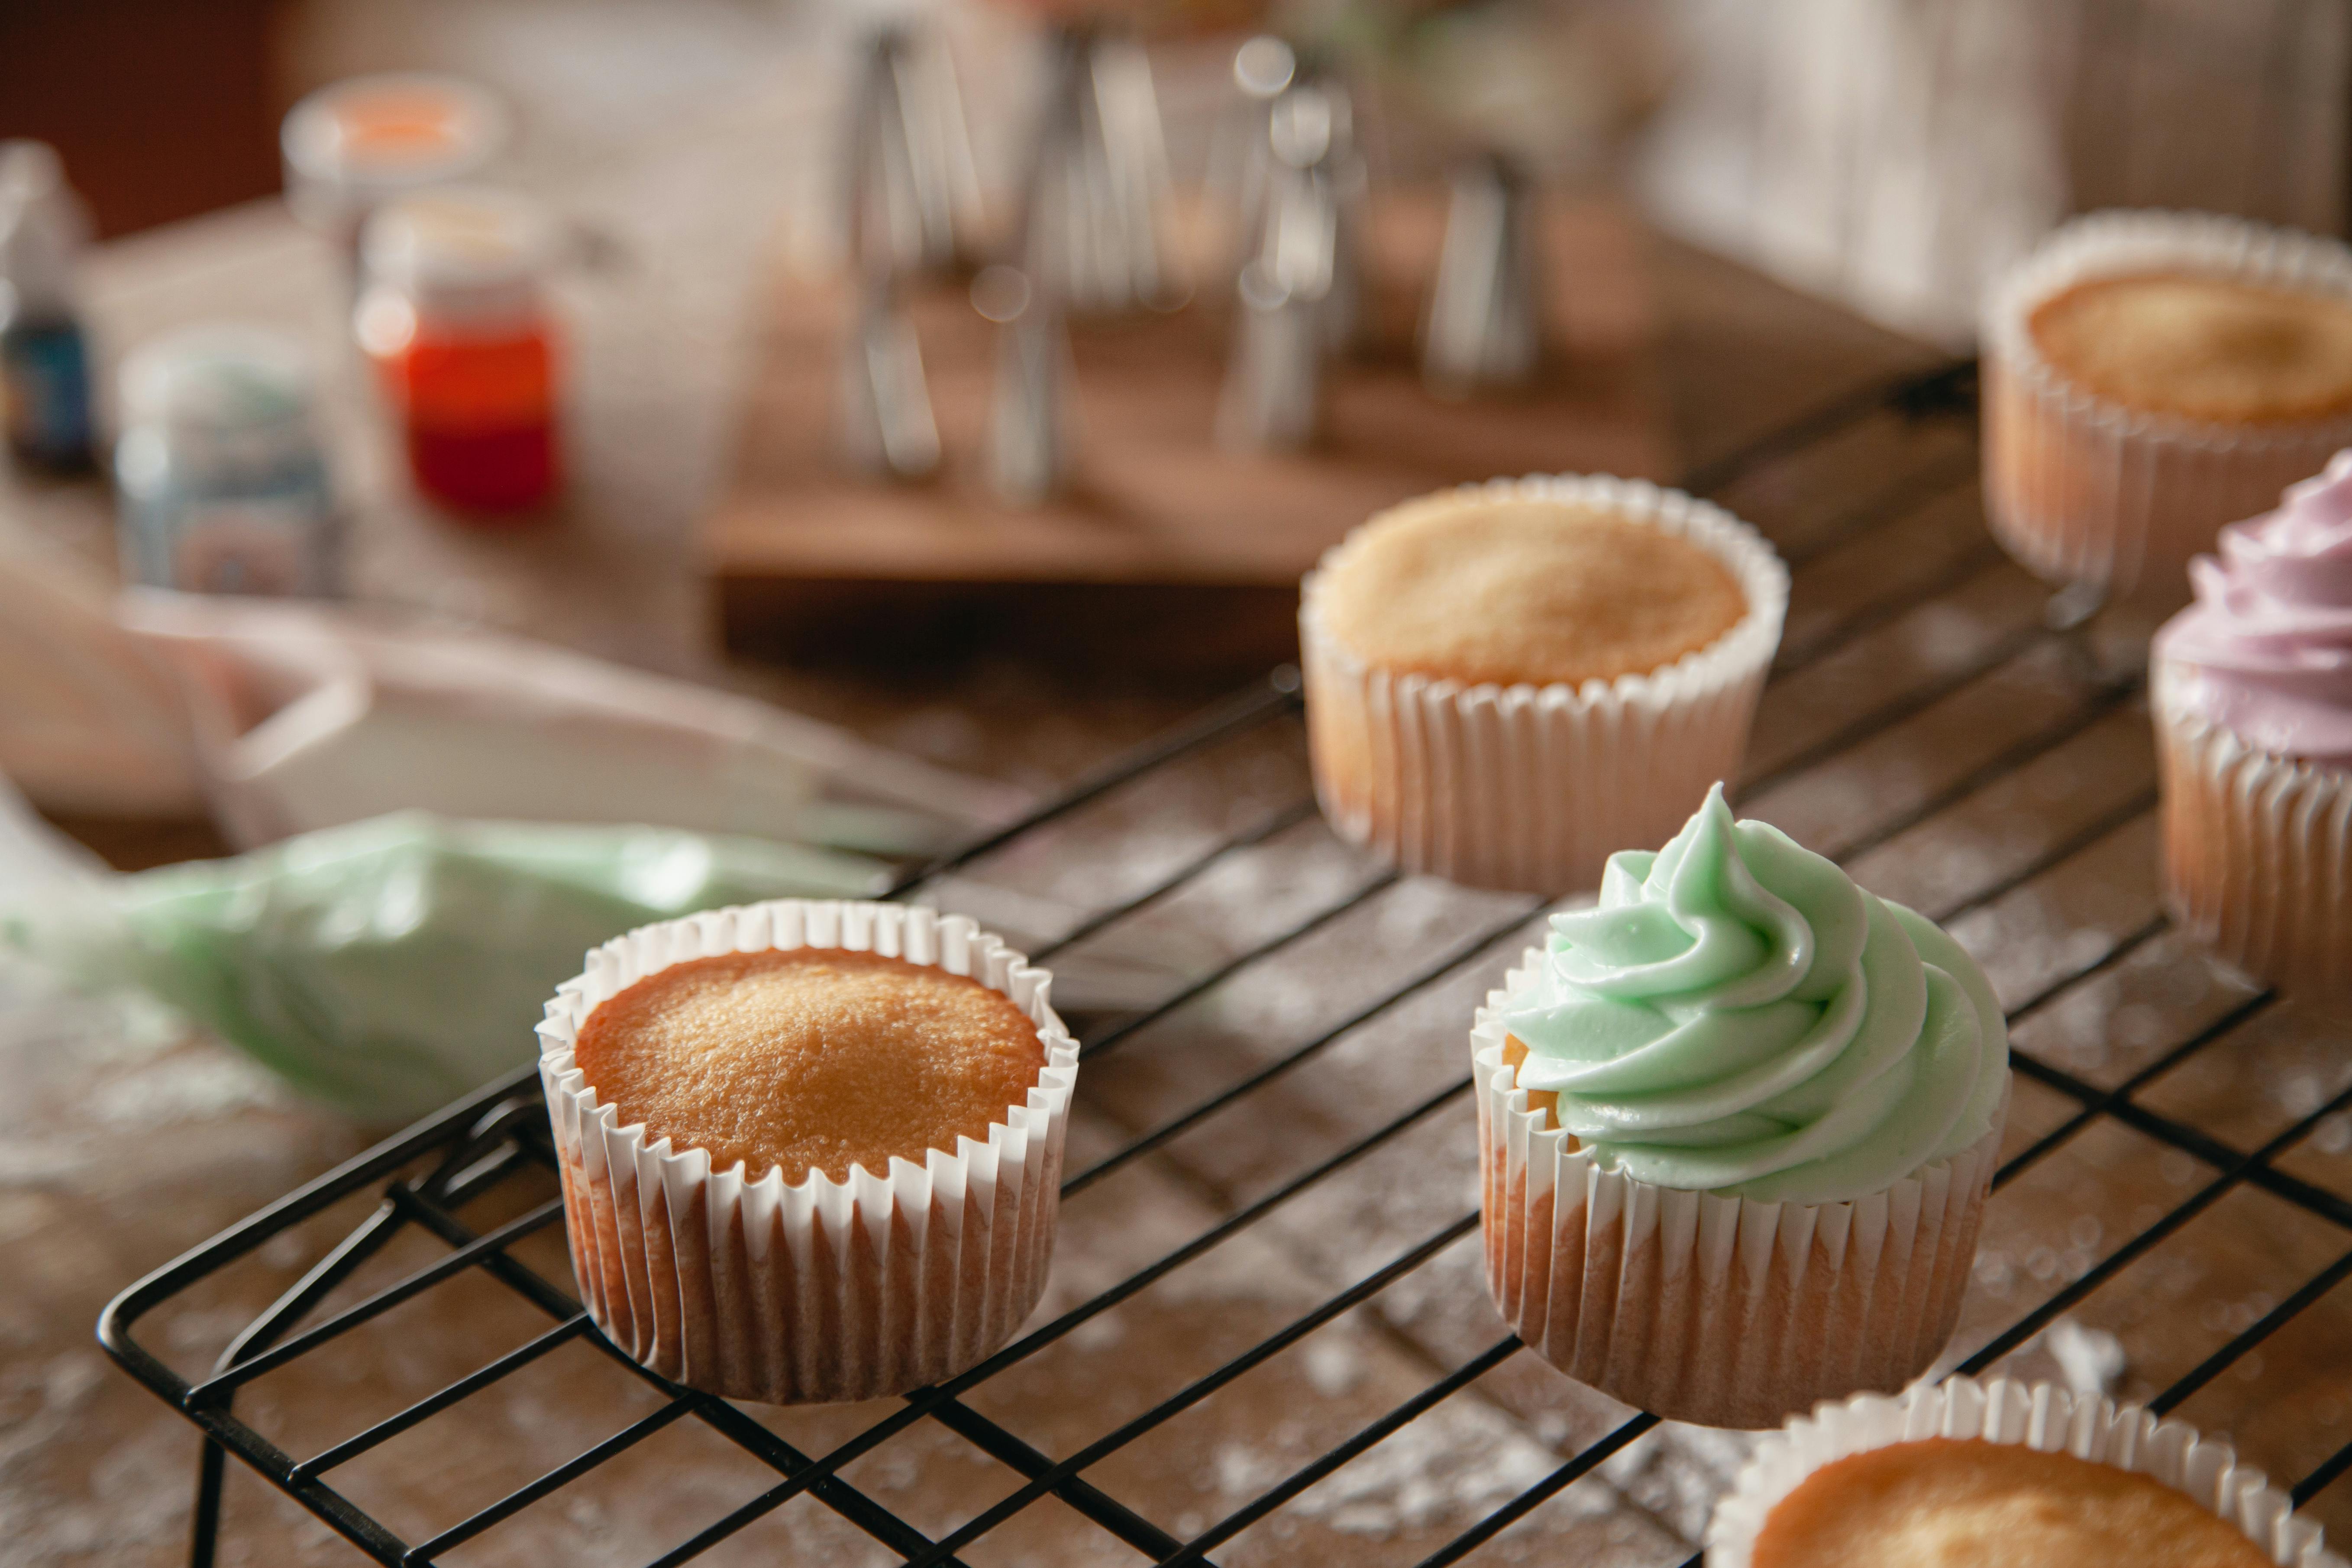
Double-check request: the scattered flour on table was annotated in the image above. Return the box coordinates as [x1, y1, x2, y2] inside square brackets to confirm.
[1217, 1400, 1572, 1539]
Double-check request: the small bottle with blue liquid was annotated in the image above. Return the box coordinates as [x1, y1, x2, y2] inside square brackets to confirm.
[0, 141, 96, 474]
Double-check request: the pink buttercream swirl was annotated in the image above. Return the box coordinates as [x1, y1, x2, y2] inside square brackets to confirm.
[2155, 449, 2352, 767]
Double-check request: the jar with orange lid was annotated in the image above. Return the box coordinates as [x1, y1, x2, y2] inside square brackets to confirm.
[282, 74, 508, 264]
[355, 186, 561, 517]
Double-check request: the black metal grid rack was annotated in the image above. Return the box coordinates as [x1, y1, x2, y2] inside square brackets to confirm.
[99, 359, 2352, 1567]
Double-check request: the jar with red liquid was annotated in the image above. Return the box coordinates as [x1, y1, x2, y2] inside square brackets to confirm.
[355, 187, 560, 517]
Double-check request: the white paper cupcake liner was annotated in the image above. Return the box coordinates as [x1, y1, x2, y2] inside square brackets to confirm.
[1300, 474, 1788, 895]
[538, 898, 1079, 1404]
[1473, 953, 2000, 1429]
[1983, 210, 2352, 605]
[1707, 1375, 2346, 1567]
[2156, 664, 2352, 998]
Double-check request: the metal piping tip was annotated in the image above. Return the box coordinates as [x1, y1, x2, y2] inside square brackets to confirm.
[837, 280, 941, 481]
[1421, 153, 1544, 398]
[1218, 259, 1324, 452]
[834, 28, 956, 482]
[1215, 60, 1368, 452]
[843, 28, 981, 279]
[1018, 28, 1180, 317]
[974, 264, 1069, 505]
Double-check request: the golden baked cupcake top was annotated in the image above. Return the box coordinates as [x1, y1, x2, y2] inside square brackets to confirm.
[2029, 272, 2352, 424]
[1313, 495, 1748, 687]
[1750, 1437, 2271, 1568]
[572, 947, 1044, 1183]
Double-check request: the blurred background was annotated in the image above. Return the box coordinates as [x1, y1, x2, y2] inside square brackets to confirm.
[9, 0, 2344, 319]
[9, 0, 2343, 786]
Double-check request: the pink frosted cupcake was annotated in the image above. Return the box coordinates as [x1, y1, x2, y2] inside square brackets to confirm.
[2154, 452, 2352, 996]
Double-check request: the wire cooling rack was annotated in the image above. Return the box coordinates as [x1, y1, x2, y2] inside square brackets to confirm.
[100, 359, 2352, 1567]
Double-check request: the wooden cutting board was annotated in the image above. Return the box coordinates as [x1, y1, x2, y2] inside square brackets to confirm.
[703, 191, 1670, 682]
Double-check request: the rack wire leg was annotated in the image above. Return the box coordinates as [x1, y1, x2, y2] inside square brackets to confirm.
[189, 1435, 226, 1568]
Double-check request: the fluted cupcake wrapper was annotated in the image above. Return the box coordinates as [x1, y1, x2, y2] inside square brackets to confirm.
[2155, 666, 2352, 998]
[1301, 474, 1787, 895]
[1472, 954, 2000, 1429]
[1706, 1374, 2345, 1568]
[1983, 210, 2352, 606]
[538, 898, 1079, 1404]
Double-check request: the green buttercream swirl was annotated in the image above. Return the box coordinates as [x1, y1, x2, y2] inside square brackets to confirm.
[1499, 784, 2007, 1205]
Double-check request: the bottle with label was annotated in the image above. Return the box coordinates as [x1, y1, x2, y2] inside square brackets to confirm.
[0, 141, 96, 474]
[114, 327, 340, 597]
[355, 186, 561, 516]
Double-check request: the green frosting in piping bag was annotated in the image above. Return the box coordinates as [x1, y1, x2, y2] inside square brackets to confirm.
[1499, 784, 2008, 1205]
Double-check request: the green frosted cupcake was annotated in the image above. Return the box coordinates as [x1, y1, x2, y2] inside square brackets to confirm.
[1470, 785, 2010, 1428]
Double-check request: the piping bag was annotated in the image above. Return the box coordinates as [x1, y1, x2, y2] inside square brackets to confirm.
[0, 580, 1208, 1123]
[0, 794, 1208, 1127]
[0, 540, 988, 1121]
[113, 590, 1032, 856]
[0, 793, 891, 1124]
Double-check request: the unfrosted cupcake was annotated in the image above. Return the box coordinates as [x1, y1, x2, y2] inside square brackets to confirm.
[1473, 786, 2008, 1429]
[1984, 210, 2352, 606]
[2154, 450, 2352, 997]
[1300, 474, 1787, 893]
[1709, 1376, 2344, 1568]
[540, 899, 1079, 1404]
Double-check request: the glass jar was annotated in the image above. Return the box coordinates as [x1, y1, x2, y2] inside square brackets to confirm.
[356, 185, 562, 516]
[114, 327, 339, 596]
[281, 74, 508, 266]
